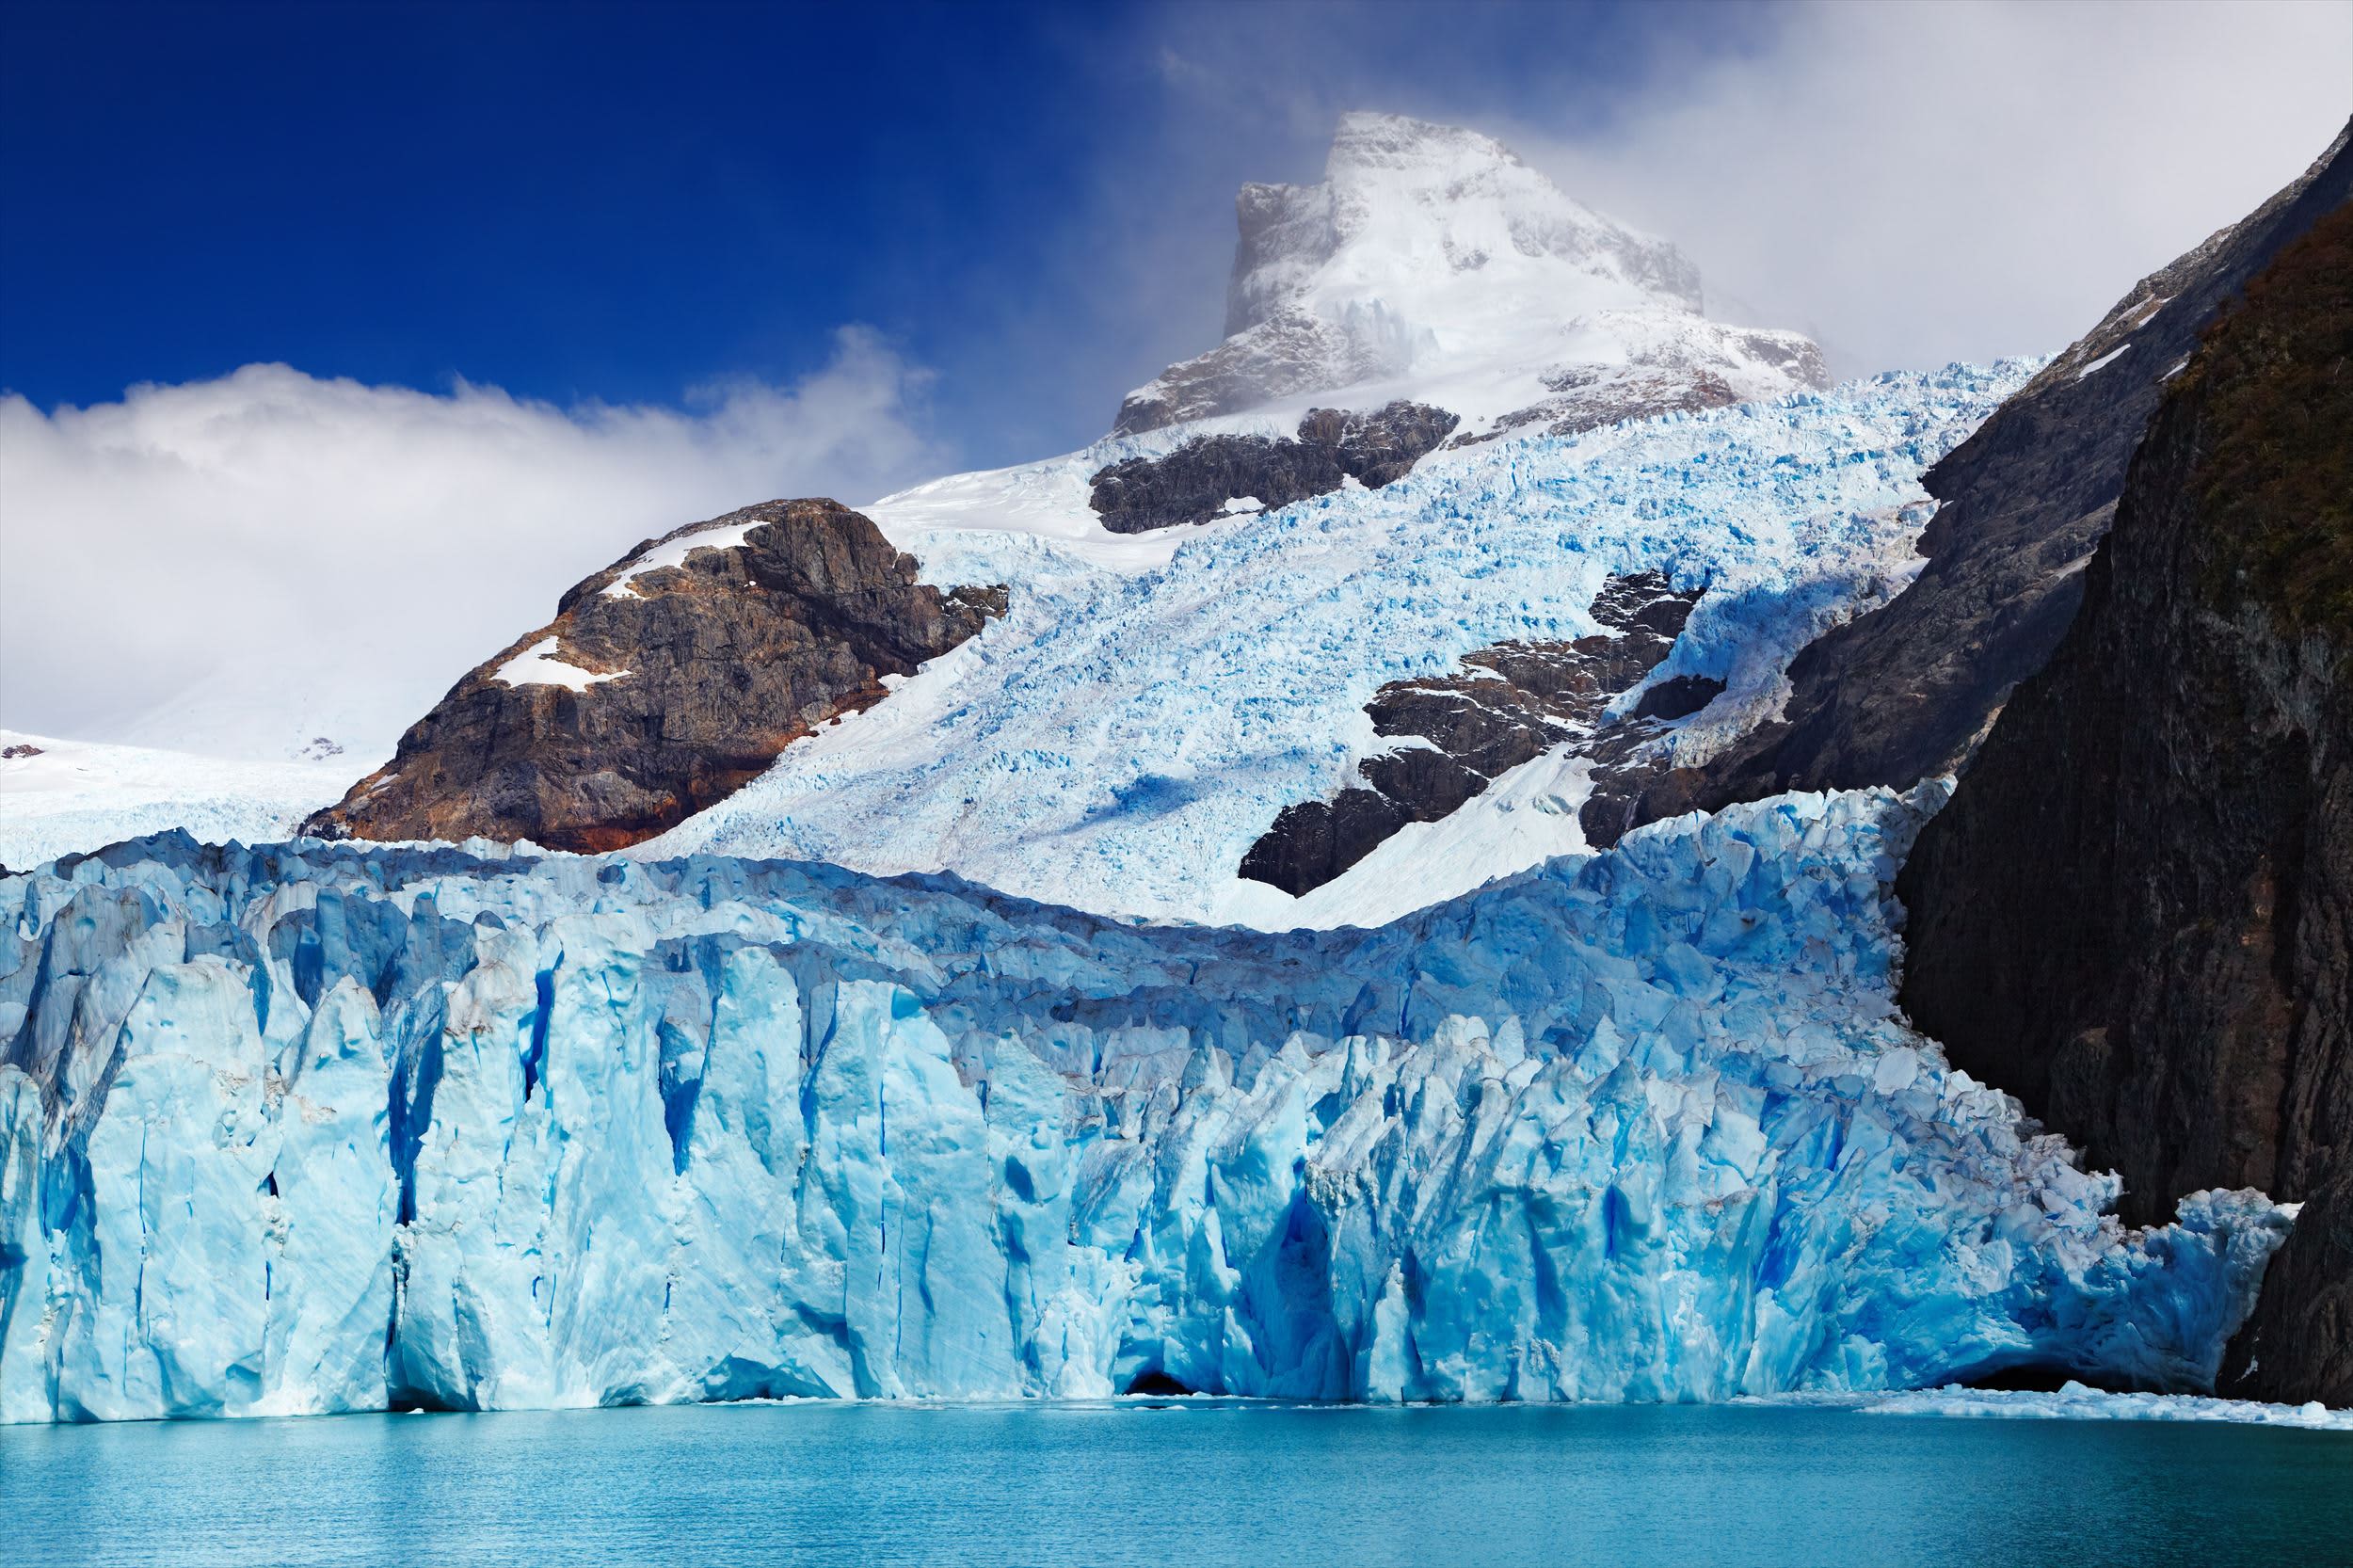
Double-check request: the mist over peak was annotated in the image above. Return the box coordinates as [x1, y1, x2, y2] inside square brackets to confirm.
[1118, 109, 1814, 438]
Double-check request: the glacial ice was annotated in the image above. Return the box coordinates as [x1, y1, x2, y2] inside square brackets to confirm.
[5, 366, 2031, 912]
[0, 786, 2291, 1422]
[0, 729, 351, 876]
[668, 363, 2037, 928]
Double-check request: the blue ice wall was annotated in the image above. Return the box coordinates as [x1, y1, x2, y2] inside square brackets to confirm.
[0, 789, 2288, 1421]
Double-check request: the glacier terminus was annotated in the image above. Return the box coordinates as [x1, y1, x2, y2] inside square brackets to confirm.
[0, 788, 2288, 1421]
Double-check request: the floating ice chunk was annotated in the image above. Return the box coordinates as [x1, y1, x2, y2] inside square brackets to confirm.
[1861, 1383, 2353, 1430]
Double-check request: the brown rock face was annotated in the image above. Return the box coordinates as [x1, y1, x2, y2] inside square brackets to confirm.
[1240, 571, 1704, 896]
[1897, 203, 2353, 1403]
[306, 500, 1003, 853]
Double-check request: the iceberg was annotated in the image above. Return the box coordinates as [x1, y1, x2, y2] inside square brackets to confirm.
[0, 788, 2290, 1421]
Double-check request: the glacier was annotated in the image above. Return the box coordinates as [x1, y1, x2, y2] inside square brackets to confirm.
[0, 730, 351, 877]
[0, 786, 2289, 1422]
[656, 362, 2036, 927]
[4, 366, 2030, 912]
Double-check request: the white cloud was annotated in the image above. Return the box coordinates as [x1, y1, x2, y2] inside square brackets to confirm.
[0, 328, 947, 760]
[1510, 0, 2353, 375]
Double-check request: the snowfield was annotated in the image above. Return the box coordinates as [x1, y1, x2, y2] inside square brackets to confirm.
[652, 364, 2034, 927]
[0, 730, 352, 873]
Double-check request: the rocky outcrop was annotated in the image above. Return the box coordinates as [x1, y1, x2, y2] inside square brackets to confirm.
[1897, 201, 2353, 1404]
[1456, 330, 1830, 447]
[1575, 675, 1729, 846]
[1241, 572, 1700, 895]
[1593, 120, 2353, 845]
[1088, 402, 1459, 533]
[1114, 311, 1407, 438]
[306, 500, 1002, 853]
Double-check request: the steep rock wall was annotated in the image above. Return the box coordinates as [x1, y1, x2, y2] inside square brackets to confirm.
[1897, 202, 2352, 1405]
[1087, 402, 1458, 533]
[1605, 120, 2352, 843]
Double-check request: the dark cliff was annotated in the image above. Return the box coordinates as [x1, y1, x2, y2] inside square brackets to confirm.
[1897, 203, 2353, 1404]
[1599, 121, 2353, 844]
[1088, 402, 1458, 533]
[307, 500, 1002, 854]
[1241, 572, 1703, 896]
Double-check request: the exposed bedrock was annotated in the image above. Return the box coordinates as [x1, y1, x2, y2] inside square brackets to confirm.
[1455, 334, 1831, 449]
[305, 500, 1004, 854]
[1897, 200, 2353, 1405]
[1593, 119, 2352, 845]
[1241, 571, 1701, 896]
[1087, 402, 1459, 534]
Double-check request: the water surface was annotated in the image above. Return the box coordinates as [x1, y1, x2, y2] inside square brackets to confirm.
[6, 1400, 2348, 1567]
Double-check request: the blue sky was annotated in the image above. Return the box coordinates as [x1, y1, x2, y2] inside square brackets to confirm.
[2, 0, 1770, 462]
[6, 1, 2345, 468]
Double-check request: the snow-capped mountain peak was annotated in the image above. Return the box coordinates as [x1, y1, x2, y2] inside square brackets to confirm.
[1227, 111, 1701, 339]
[1119, 111, 1819, 437]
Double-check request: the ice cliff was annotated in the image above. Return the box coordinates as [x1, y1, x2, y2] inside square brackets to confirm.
[0, 788, 2288, 1422]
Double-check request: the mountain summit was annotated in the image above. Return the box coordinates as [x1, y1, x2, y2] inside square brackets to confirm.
[1115, 112, 1826, 437]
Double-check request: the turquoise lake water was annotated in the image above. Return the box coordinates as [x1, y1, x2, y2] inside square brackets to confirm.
[4, 1400, 2349, 1567]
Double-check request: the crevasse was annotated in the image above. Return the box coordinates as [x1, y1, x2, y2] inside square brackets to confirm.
[0, 788, 2288, 1422]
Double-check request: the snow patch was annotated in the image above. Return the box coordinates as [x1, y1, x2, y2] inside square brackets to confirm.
[490, 637, 628, 692]
[600, 520, 764, 598]
[1230, 743, 1596, 931]
[2075, 344, 2132, 381]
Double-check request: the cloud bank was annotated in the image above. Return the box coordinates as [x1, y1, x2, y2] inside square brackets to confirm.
[0, 328, 945, 760]
[1116, 1, 2348, 379]
[1497, 0, 2353, 376]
